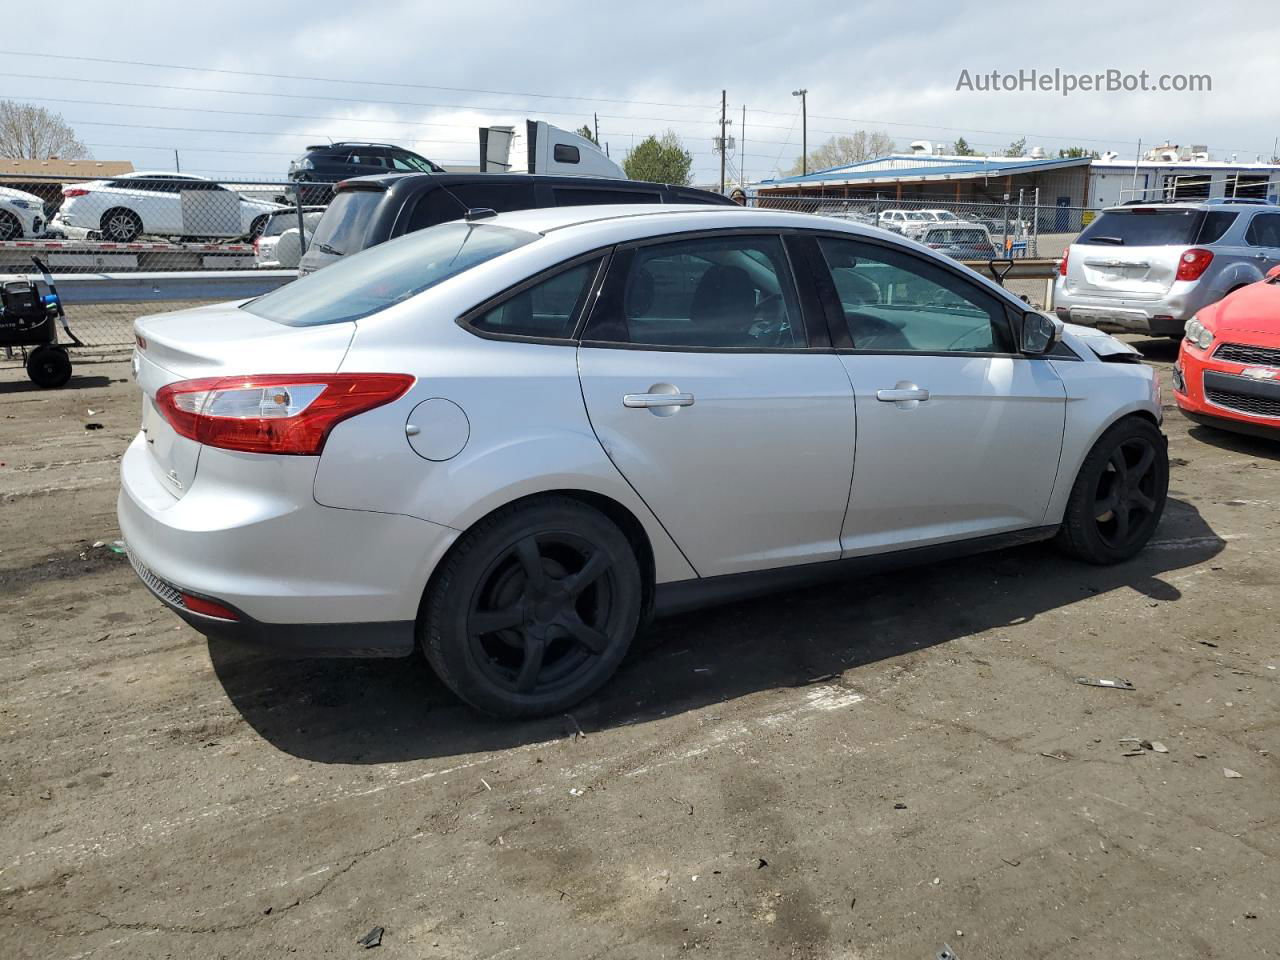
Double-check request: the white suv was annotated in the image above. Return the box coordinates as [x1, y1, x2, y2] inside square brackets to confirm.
[0, 186, 47, 239]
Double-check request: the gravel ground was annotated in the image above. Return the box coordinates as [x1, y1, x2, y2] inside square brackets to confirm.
[1, 340, 1277, 960]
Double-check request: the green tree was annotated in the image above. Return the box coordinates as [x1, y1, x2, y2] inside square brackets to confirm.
[1004, 137, 1027, 157]
[952, 137, 975, 156]
[575, 124, 598, 146]
[0, 100, 90, 159]
[787, 130, 894, 176]
[1057, 146, 1100, 159]
[623, 131, 693, 185]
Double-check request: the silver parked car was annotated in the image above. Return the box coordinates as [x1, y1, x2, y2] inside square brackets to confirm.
[920, 224, 998, 261]
[120, 204, 1167, 717]
[1055, 199, 1280, 337]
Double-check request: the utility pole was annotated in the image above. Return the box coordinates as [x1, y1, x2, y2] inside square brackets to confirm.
[173, 149, 180, 173]
[792, 89, 808, 175]
[719, 90, 727, 194]
[593, 112, 599, 145]
[741, 104, 746, 190]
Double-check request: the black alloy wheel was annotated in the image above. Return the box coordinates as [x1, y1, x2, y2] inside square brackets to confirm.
[422, 498, 642, 717]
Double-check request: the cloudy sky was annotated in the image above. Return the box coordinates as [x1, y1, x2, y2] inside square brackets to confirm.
[3, 0, 1276, 185]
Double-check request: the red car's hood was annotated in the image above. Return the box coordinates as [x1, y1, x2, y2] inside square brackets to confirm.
[1205, 281, 1280, 341]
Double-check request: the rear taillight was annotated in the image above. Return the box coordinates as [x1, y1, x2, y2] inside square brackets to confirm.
[1058, 250, 1069, 276]
[1175, 248, 1214, 282]
[252, 236, 260, 255]
[62, 188, 89, 198]
[155, 374, 413, 455]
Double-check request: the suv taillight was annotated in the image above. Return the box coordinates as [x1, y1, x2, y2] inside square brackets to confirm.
[1175, 248, 1214, 282]
[62, 188, 89, 198]
[1058, 250, 1069, 276]
[155, 374, 414, 455]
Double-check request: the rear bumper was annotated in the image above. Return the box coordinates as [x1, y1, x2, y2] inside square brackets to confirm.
[1054, 283, 1204, 335]
[117, 432, 460, 657]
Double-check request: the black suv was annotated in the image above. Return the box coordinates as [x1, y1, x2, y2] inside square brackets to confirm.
[298, 172, 735, 274]
[288, 143, 445, 200]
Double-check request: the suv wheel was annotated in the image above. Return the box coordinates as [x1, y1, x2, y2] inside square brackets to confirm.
[1055, 416, 1168, 564]
[422, 497, 642, 717]
[101, 208, 143, 242]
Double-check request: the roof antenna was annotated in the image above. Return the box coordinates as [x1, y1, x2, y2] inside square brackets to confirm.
[429, 176, 497, 223]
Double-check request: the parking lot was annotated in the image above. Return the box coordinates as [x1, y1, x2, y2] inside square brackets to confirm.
[1, 338, 1277, 959]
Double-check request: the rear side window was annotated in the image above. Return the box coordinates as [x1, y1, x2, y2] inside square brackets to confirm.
[1078, 209, 1203, 246]
[406, 183, 537, 232]
[552, 187, 662, 206]
[309, 190, 383, 257]
[244, 222, 537, 326]
[585, 234, 806, 349]
[1245, 213, 1280, 247]
[467, 259, 600, 340]
[1198, 211, 1238, 243]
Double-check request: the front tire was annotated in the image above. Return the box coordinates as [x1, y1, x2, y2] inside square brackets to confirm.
[0, 210, 23, 240]
[1055, 416, 1168, 564]
[422, 497, 642, 718]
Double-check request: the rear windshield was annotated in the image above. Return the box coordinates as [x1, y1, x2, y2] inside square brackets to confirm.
[263, 210, 324, 237]
[307, 190, 383, 258]
[244, 222, 538, 326]
[1078, 208, 1219, 246]
[926, 229, 988, 243]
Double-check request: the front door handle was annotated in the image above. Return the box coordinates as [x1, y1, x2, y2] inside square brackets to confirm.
[875, 384, 930, 403]
[623, 392, 695, 408]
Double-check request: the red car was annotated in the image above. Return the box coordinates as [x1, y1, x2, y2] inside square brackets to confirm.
[1174, 269, 1280, 439]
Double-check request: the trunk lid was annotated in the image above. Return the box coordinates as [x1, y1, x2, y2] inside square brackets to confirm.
[133, 301, 354, 499]
[1069, 243, 1182, 299]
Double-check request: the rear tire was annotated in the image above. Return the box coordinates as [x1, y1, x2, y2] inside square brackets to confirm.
[100, 208, 142, 242]
[26, 346, 72, 388]
[1054, 416, 1168, 564]
[421, 497, 642, 718]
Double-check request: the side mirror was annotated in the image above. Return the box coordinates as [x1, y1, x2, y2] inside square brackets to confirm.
[1267, 264, 1280, 280]
[1020, 310, 1064, 355]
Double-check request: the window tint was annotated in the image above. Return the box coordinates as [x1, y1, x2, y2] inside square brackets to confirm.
[552, 187, 661, 206]
[586, 235, 806, 349]
[309, 190, 382, 256]
[245, 222, 537, 326]
[553, 144, 580, 164]
[817, 236, 1012, 353]
[1078, 209, 1203, 246]
[1245, 213, 1280, 247]
[1198, 211, 1238, 244]
[406, 183, 536, 232]
[469, 259, 599, 339]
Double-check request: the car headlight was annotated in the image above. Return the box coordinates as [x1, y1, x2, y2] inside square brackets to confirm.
[1184, 316, 1214, 350]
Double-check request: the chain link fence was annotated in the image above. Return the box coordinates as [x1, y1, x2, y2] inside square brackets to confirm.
[0, 174, 328, 350]
[748, 193, 1099, 263]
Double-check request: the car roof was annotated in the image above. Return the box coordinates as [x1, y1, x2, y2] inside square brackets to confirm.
[477, 203, 880, 239]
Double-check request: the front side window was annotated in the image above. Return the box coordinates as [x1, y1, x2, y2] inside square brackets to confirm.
[585, 234, 806, 349]
[390, 152, 438, 173]
[467, 259, 600, 340]
[245, 222, 537, 326]
[817, 236, 1012, 353]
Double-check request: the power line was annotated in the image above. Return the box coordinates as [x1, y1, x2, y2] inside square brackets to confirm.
[0, 49, 717, 110]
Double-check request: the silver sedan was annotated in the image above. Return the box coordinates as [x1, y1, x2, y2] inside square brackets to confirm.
[119, 205, 1168, 717]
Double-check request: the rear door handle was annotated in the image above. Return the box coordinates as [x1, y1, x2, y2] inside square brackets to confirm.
[623, 392, 695, 408]
[875, 385, 930, 403]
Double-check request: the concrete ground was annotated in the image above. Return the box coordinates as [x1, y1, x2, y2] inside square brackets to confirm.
[1, 340, 1277, 960]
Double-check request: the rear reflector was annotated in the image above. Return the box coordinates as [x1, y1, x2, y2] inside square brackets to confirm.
[155, 373, 414, 455]
[180, 593, 240, 621]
